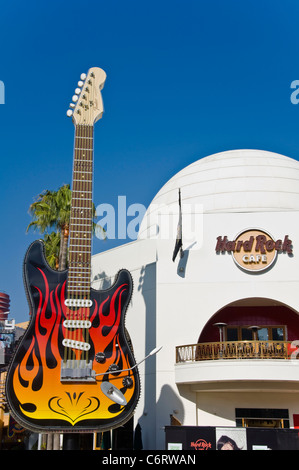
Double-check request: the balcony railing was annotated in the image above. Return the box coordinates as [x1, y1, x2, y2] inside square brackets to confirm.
[176, 341, 297, 363]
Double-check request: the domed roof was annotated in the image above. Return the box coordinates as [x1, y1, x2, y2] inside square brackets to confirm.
[138, 149, 299, 239]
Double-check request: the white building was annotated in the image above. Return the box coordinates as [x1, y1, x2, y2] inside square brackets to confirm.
[91, 149, 299, 450]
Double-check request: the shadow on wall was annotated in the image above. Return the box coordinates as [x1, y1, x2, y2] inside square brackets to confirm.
[158, 384, 185, 425]
[135, 384, 186, 450]
[176, 242, 197, 278]
[136, 262, 157, 449]
[92, 270, 112, 289]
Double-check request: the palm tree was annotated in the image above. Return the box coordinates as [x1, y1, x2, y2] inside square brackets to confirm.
[52, 184, 72, 270]
[27, 184, 100, 270]
[43, 231, 61, 269]
[27, 184, 72, 270]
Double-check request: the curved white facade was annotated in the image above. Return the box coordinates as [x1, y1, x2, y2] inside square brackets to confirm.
[139, 149, 299, 239]
[92, 149, 299, 449]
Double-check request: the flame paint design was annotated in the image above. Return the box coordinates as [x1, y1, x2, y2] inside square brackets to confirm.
[6, 241, 140, 432]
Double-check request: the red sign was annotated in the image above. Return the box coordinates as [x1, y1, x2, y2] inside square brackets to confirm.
[190, 438, 212, 450]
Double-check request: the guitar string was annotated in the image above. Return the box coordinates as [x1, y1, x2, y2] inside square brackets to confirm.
[80, 124, 88, 364]
[64, 121, 78, 365]
[73, 124, 82, 365]
[73, 124, 83, 365]
[73, 124, 85, 366]
[66, 124, 81, 365]
[66, 124, 79, 365]
[85, 124, 93, 362]
[83, 124, 92, 364]
[75, 124, 83, 363]
[67, 124, 93, 369]
[80, 124, 89, 365]
[82, 124, 89, 362]
[74, 124, 87, 365]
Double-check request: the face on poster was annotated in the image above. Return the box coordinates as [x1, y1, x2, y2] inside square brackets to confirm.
[216, 428, 247, 450]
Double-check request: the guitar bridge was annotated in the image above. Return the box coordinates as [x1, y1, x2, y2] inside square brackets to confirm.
[60, 360, 96, 382]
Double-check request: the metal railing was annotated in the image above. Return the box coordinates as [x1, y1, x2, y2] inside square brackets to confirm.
[0, 376, 6, 409]
[176, 341, 296, 363]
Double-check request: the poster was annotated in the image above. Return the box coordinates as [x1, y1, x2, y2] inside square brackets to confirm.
[165, 426, 299, 451]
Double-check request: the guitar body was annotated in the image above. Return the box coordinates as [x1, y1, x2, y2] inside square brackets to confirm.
[6, 240, 140, 432]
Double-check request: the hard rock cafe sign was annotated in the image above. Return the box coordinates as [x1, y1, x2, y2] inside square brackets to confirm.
[215, 229, 293, 273]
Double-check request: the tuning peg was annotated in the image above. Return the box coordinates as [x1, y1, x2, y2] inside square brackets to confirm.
[72, 95, 78, 102]
[78, 80, 84, 87]
[80, 73, 87, 80]
[69, 103, 75, 108]
[66, 109, 73, 117]
[74, 87, 81, 95]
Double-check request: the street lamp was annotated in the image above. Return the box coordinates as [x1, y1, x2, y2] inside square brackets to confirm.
[213, 323, 227, 358]
[248, 326, 261, 357]
[213, 322, 227, 342]
[248, 325, 260, 341]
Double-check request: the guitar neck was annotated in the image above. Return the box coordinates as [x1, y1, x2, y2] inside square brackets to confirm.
[68, 124, 94, 299]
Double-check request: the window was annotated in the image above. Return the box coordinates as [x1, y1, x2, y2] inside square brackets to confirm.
[226, 327, 239, 341]
[257, 328, 268, 341]
[236, 409, 289, 428]
[241, 328, 253, 341]
[272, 327, 284, 341]
[225, 325, 286, 341]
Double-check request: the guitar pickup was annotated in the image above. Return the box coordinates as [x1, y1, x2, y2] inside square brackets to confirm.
[64, 299, 92, 307]
[62, 338, 90, 351]
[63, 319, 91, 329]
[60, 360, 96, 382]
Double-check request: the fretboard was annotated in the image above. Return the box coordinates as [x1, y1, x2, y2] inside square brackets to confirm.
[67, 124, 94, 300]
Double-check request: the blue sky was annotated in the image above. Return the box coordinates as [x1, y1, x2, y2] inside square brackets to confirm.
[1, 0, 299, 322]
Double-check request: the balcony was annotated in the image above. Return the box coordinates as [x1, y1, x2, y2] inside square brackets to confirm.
[175, 341, 299, 392]
[176, 340, 295, 363]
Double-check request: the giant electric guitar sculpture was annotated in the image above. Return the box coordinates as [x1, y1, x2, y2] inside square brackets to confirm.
[6, 68, 140, 432]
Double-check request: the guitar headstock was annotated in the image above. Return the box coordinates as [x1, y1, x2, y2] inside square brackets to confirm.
[67, 67, 106, 125]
